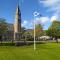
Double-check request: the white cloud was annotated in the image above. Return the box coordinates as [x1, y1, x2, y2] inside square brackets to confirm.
[22, 20, 28, 27]
[50, 15, 58, 22]
[40, 17, 49, 23]
[23, 20, 28, 24]
[21, 16, 58, 29]
[35, 16, 49, 24]
[34, 15, 58, 24]
[22, 20, 33, 29]
[39, 0, 60, 15]
[39, 0, 58, 7]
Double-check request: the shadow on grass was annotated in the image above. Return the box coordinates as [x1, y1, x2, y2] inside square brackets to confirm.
[0, 41, 46, 46]
[15, 41, 46, 46]
[0, 42, 15, 46]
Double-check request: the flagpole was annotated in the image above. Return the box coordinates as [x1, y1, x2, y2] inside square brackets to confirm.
[34, 15, 36, 51]
[33, 12, 40, 51]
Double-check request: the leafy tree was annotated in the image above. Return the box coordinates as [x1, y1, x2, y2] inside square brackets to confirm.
[23, 29, 33, 41]
[21, 27, 26, 35]
[21, 27, 26, 40]
[35, 24, 43, 38]
[0, 18, 8, 44]
[21, 24, 43, 41]
[30, 24, 43, 40]
[46, 21, 60, 42]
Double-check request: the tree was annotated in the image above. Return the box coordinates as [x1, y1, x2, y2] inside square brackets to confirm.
[29, 24, 43, 40]
[23, 29, 33, 41]
[46, 21, 60, 42]
[21, 24, 43, 41]
[35, 24, 43, 37]
[21, 27, 26, 35]
[21, 27, 26, 40]
[0, 18, 8, 44]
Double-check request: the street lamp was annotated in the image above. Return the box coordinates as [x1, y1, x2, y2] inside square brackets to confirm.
[33, 12, 40, 51]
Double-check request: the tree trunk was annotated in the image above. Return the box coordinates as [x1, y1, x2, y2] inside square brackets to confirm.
[0, 35, 2, 44]
[55, 37, 58, 43]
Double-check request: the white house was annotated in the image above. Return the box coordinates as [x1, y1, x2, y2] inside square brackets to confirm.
[39, 36, 51, 40]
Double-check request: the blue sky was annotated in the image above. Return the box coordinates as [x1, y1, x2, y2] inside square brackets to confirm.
[0, 0, 60, 30]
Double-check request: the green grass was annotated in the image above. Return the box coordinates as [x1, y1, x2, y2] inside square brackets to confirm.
[0, 43, 60, 60]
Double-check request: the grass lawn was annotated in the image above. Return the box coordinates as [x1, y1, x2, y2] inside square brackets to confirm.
[0, 43, 60, 60]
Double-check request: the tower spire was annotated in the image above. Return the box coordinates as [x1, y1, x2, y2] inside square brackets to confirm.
[14, 2, 21, 41]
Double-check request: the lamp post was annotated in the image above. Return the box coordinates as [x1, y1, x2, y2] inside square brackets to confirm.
[33, 12, 40, 51]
